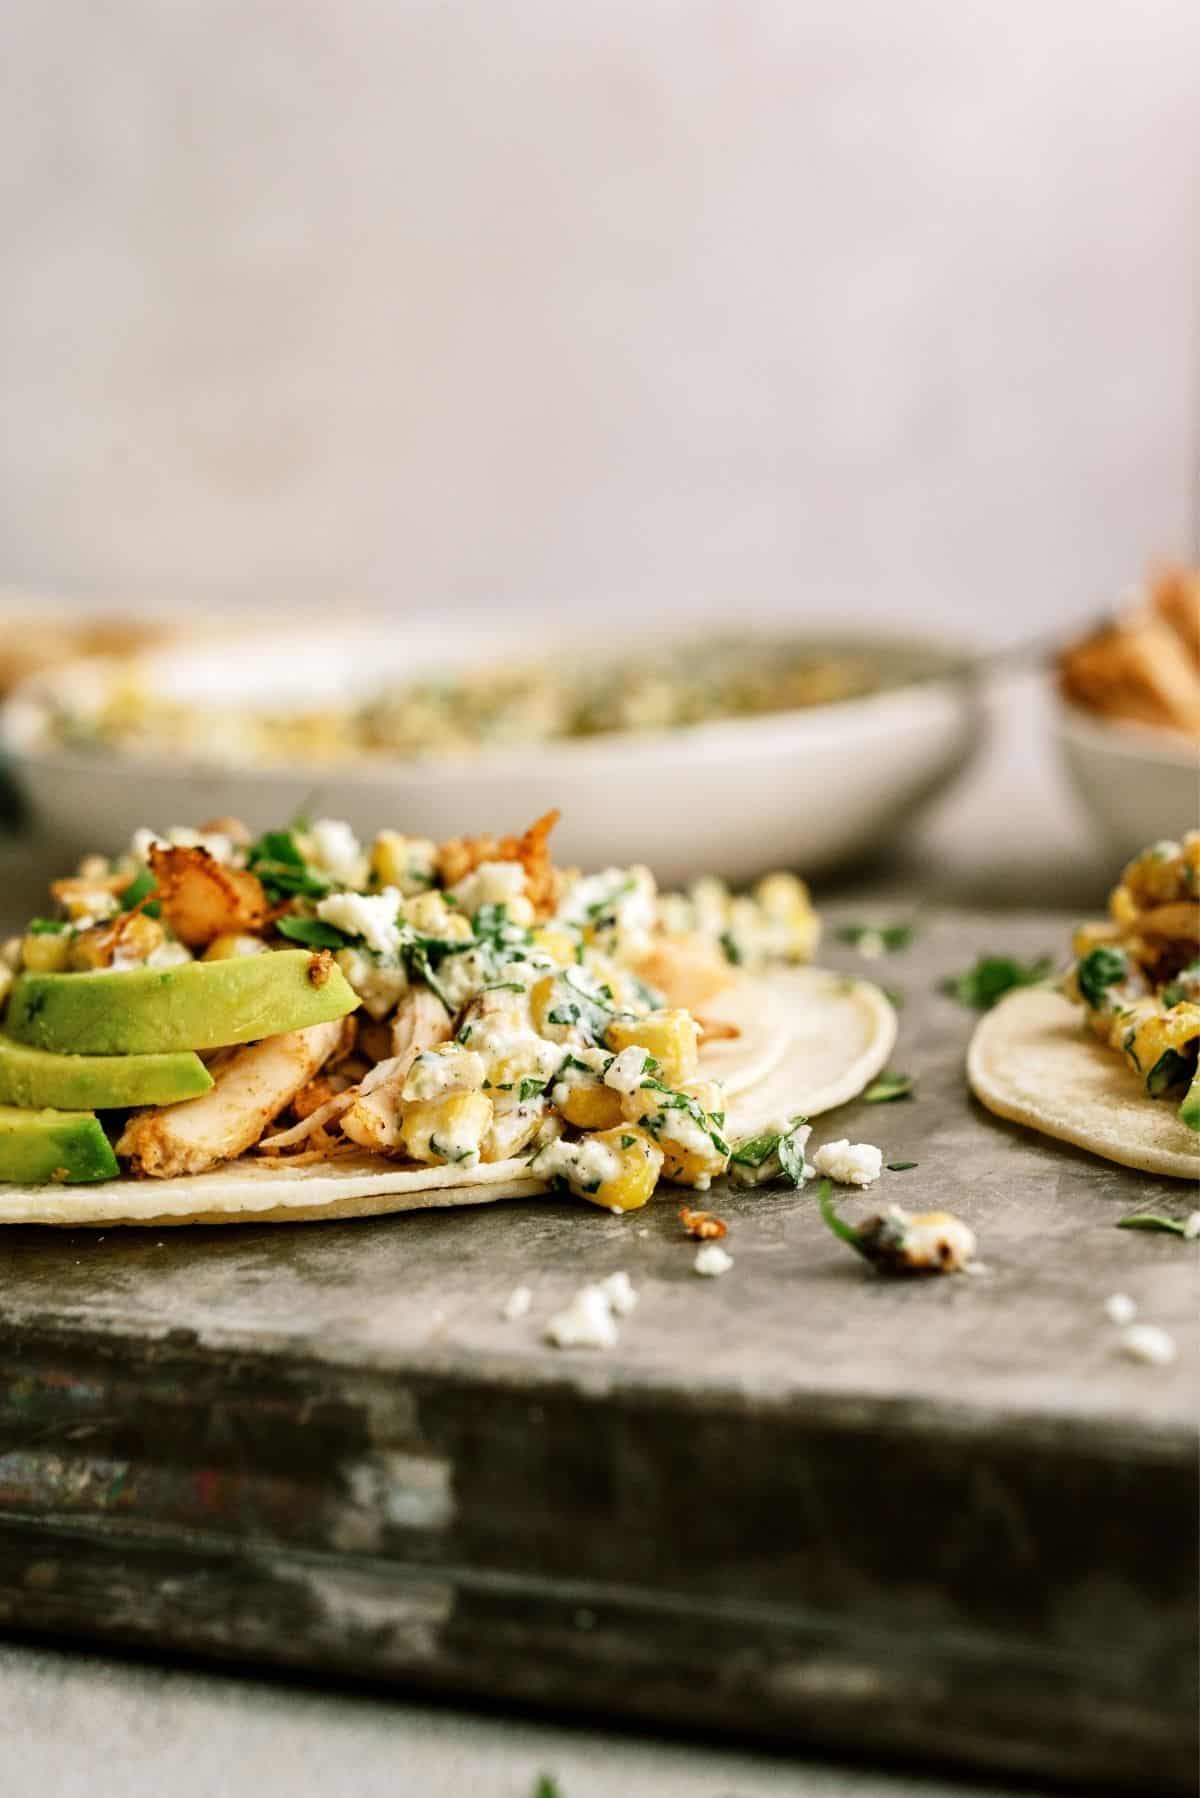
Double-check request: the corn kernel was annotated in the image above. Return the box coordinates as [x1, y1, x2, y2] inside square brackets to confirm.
[371, 832, 436, 896]
[557, 1079, 624, 1131]
[402, 1090, 493, 1167]
[21, 930, 71, 973]
[606, 1009, 699, 1087]
[203, 932, 270, 960]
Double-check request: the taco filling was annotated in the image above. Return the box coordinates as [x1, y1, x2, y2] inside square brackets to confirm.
[0, 811, 827, 1210]
[1063, 832, 1200, 1131]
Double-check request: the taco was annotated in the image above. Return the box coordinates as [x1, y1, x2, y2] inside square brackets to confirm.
[968, 832, 1200, 1178]
[0, 812, 895, 1227]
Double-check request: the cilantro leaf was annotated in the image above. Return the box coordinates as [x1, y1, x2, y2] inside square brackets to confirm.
[864, 1071, 914, 1104]
[118, 867, 160, 916]
[814, 1178, 864, 1249]
[940, 953, 1052, 1010]
[25, 918, 67, 935]
[836, 920, 917, 953]
[1116, 1212, 1194, 1237]
[276, 916, 350, 950]
[1145, 1048, 1193, 1098]
[886, 1161, 918, 1171]
[1077, 946, 1128, 1010]
[247, 829, 334, 903]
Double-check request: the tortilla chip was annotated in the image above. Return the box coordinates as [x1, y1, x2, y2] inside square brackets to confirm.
[968, 987, 1200, 1180]
[0, 969, 898, 1226]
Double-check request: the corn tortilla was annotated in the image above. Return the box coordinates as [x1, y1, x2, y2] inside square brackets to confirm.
[968, 986, 1200, 1181]
[0, 970, 896, 1225]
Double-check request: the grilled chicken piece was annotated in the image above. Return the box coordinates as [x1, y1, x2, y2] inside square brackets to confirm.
[148, 844, 270, 948]
[390, 986, 454, 1061]
[434, 809, 563, 917]
[117, 1017, 354, 1177]
[633, 934, 734, 1011]
[340, 1056, 409, 1153]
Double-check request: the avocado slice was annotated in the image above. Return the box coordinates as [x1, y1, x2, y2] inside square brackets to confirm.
[1179, 1062, 1200, 1132]
[0, 1033, 213, 1111]
[5, 949, 359, 1055]
[0, 1104, 118, 1185]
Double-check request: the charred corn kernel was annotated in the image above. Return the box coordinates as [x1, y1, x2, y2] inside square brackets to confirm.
[401, 1090, 493, 1168]
[370, 831, 436, 895]
[483, 1096, 549, 1161]
[21, 930, 71, 973]
[530, 1125, 663, 1211]
[402, 1042, 486, 1102]
[530, 924, 578, 968]
[620, 1078, 729, 1189]
[1125, 1004, 1200, 1086]
[401, 890, 473, 942]
[556, 1078, 624, 1131]
[203, 932, 270, 960]
[68, 912, 165, 971]
[606, 1010, 699, 1087]
[57, 885, 119, 923]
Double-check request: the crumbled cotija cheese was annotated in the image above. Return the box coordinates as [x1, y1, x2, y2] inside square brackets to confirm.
[545, 1284, 621, 1350]
[310, 818, 366, 888]
[812, 1139, 883, 1186]
[501, 1285, 533, 1322]
[603, 1047, 650, 1094]
[1120, 1323, 1177, 1366]
[693, 1243, 734, 1277]
[317, 888, 404, 957]
[598, 1271, 637, 1315]
[1105, 1293, 1137, 1326]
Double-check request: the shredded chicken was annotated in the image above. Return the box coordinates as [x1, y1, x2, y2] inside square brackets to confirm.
[339, 1055, 414, 1154]
[117, 1016, 355, 1177]
[434, 809, 564, 917]
[390, 986, 455, 1061]
[634, 935, 735, 1011]
[148, 844, 270, 948]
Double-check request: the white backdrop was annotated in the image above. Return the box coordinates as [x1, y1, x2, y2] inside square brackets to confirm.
[0, 0, 1196, 636]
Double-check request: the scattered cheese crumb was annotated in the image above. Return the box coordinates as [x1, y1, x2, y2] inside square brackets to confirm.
[544, 1284, 620, 1350]
[1105, 1292, 1137, 1326]
[812, 1139, 883, 1187]
[1184, 1211, 1200, 1241]
[598, 1270, 638, 1316]
[310, 818, 366, 887]
[856, 930, 886, 960]
[693, 1243, 734, 1277]
[501, 1285, 533, 1322]
[1120, 1323, 1177, 1366]
[316, 887, 403, 957]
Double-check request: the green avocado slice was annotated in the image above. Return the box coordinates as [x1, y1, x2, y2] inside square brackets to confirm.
[0, 1033, 213, 1111]
[0, 1104, 119, 1185]
[5, 950, 360, 1055]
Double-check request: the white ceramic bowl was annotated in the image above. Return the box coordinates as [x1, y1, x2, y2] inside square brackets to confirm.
[1054, 696, 1198, 865]
[0, 620, 979, 884]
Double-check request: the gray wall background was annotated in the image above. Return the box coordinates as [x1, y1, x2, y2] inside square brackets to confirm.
[1, 0, 1197, 637]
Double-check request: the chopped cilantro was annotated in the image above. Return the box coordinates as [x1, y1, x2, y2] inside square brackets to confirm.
[718, 929, 743, 966]
[940, 953, 1053, 1010]
[118, 866, 160, 915]
[25, 918, 67, 935]
[1077, 946, 1128, 1010]
[777, 1123, 809, 1186]
[882, 985, 905, 1010]
[815, 1178, 863, 1249]
[276, 916, 350, 949]
[864, 1071, 914, 1104]
[518, 1076, 548, 1102]
[1116, 1212, 1194, 1237]
[886, 1161, 918, 1172]
[620, 1134, 636, 1149]
[836, 920, 917, 953]
[247, 829, 334, 902]
[531, 1779, 563, 1798]
[1145, 1048, 1193, 1098]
